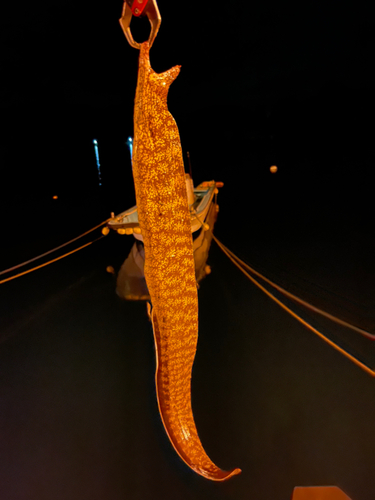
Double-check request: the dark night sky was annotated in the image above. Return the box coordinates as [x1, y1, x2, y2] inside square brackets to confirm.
[1, 0, 373, 227]
[1, 1, 374, 103]
[1, 2, 374, 117]
[1, 1, 374, 193]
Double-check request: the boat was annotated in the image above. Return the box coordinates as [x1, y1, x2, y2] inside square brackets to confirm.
[109, 174, 223, 301]
[106, 174, 222, 240]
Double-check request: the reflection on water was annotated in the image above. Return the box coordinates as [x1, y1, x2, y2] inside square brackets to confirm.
[116, 240, 150, 300]
[116, 202, 219, 301]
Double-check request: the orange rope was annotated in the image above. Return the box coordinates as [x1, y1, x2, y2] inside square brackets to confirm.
[0, 219, 109, 277]
[213, 236, 375, 377]
[217, 240, 375, 340]
[0, 237, 104, 285]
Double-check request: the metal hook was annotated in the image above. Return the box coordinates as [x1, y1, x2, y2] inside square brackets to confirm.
[119, 0, 161, 50]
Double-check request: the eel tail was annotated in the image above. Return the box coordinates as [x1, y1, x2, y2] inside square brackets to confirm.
[150, 305, 242, 481]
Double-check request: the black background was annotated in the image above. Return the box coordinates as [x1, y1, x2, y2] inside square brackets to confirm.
[1, 1, 375, 499]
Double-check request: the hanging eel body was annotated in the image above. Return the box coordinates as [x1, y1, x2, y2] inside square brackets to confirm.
[131, 42, 241, 481]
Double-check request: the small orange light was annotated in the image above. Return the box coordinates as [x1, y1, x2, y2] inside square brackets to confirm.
[270, 165, 278, 173]
[53, 195, 58, 199]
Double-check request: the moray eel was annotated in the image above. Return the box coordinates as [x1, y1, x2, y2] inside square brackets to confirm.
[131, 42, 241, 481]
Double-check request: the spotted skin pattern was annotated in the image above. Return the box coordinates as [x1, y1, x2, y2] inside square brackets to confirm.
[132, 42, 241, 481]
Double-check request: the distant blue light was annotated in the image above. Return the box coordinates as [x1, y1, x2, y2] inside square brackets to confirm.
[93, 138, 102, 186]
[126, 136, 133, 164]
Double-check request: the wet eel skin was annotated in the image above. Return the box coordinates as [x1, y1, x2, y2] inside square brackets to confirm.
[131, 42, 241, 481]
